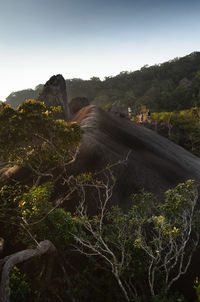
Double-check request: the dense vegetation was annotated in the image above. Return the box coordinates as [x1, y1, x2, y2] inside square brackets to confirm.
[0, 101, 200, 302]
[5, 52, 200, 113]
[146, 107, 200, 157]
[67, 52, 200, 113]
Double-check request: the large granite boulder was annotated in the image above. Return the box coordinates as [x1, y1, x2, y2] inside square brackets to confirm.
[38, 74, 69, 120]
[70, 105, 200, 209]
[69, 97, 89, 116]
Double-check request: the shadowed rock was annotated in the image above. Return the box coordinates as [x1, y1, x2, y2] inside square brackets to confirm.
[38, 74, 69, 120]
[69, 97, 89, 116]
[70, 105, 200, 208]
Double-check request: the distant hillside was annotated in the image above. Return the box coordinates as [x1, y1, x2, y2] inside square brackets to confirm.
[5, 51, 200, 112]
[5, 85, 43, 109]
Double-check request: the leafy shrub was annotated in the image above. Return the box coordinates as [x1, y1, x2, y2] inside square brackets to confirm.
[10, 266, 31, 302]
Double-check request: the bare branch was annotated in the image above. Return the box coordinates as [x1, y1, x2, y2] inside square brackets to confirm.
[0, 240, 56, 302]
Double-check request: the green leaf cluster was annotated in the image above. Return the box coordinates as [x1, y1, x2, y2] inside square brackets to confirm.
[75, 180, 199, 300]
[151, 107, 200, 156]
[10, 266, 31, 302]
[0, 100, 82, 174]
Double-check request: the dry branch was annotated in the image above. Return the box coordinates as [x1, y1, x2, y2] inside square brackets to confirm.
[0, 240, 56, 302]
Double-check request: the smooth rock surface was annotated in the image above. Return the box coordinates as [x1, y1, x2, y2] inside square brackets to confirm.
[71, 105, 200, 208]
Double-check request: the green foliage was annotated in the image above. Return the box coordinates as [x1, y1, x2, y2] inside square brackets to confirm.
[5, 52, 200, 113]
[44, 208, 77, 248]
[66, 52, 200, 112]
[163, 179, 197, 214]
[74, 180, 199, 300]
[18, 182, 53, 221]
[0, 99, 82, 249]
[150, 293, 185, 302]
[0, 181, 78, 253]
[12, 182, 77, 248]
[0, 183, 29, 247]
[0, 100, 82, 175]
[10, 266, 31, 302]
[151, 107, 200, 156]
[132, 180, 199, 296]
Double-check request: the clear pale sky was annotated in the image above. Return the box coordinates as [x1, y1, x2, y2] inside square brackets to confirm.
[0, 0, 200, 100]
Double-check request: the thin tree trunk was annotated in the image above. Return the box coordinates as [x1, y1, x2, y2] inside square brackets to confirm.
[115, 275, 130, 302]
[0, 240, 56, 302]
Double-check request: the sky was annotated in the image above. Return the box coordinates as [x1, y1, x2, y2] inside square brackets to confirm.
[0, 0, 200, 101]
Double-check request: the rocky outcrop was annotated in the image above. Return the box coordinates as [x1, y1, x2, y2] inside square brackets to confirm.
[38, 74, 69, 120]
[70, 105, 200, 209]
[69, 97, 89, 116]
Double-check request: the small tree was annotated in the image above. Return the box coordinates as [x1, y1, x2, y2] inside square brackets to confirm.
[73, 180, 200, 301]
[0, 100, 81, 185]
[0, 100, 82, 302]
[73, 171, 133, 302]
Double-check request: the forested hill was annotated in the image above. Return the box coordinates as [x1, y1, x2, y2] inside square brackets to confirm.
[67, 51, 200, 112]
[5, 85, 43, 109]
[5, 51, 200, 112]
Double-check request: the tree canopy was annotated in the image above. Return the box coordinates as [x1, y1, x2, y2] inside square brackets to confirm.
[5, 52, 200, 113]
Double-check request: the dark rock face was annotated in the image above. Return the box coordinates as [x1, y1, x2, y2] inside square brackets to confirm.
[71, 105, 200, 209]
[69, 97, 89, 116]
[38, 74, 69, 120]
